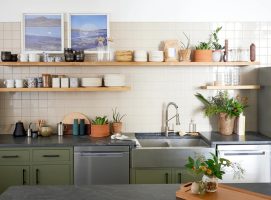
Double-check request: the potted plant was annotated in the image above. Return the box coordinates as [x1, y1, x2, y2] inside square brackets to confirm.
[112, 108, 126, 134]
[185, 153, 244, 193]
[194, 41, 213, 62]
[195, 91, 247, 135]
[211, 26, 224, 62]
[179, 32, 191, 62]
[91, 116, 110, 137]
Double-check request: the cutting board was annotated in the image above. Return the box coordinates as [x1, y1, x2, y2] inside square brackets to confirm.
[176, 183, 271, 200]
[62, 112, 91, 135]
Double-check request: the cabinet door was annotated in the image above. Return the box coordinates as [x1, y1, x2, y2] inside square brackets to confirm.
[0, 166, 30, 193]
[134, 169, 172, 184]
[32, 165, 72, 185]
[172, 168, 202, 184]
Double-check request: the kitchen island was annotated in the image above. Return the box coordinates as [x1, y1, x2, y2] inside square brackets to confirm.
[0, 184, 270, 200]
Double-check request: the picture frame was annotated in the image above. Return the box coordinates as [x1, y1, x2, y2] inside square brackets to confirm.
[21, 13, 64, 53]
[68, 13, 109, 53]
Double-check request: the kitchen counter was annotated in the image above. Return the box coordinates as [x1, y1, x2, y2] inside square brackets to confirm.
[0, 135, 136, 148]
[0, 184, 270, 200]
[200, 131, 271, 147]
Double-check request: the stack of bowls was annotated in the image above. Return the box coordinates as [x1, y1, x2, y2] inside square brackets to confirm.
[104, 74, 126, 87]
[149, 51, 164, 62]
[81, 78, 102, 87]
[134, 50, 148, 62]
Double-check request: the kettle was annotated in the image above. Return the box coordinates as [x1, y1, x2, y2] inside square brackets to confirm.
[13, 121, 26, 137]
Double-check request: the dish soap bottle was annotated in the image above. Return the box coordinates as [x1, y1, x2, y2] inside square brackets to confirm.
[189, 119, 197, 133]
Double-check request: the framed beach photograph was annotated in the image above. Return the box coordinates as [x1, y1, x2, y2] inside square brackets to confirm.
[68, 13, 109, 53]
[22, 13, 64, 53]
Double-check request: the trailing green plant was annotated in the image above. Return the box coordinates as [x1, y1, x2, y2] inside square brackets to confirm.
[185, 153, 245, 180]
[92, 116, 108, 125]
[211, 26, 223, 50]
[180, 32, 191, 49]
[195, 91, 247, 118]
[112, 107, 126, 123]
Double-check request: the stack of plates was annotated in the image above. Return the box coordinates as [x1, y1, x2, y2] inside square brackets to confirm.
[134, 50, 148, 62]
[81, 78, 102, 87]
[104, 74, 126, 87]
[149, 51, 164, 62]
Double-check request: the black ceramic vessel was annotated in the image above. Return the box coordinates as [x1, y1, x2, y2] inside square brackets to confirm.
[1, 51, 12, 62]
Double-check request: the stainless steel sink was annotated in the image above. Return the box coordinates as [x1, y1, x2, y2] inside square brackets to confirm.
[137, 138, 209, 148]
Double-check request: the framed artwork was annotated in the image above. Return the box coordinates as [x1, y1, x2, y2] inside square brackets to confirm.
[22, 13, 64, 53]
[68, 13, 109, 53]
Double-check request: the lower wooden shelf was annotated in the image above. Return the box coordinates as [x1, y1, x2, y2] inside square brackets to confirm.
[0, 86, 131, 92]
[201, 85, 261, 90]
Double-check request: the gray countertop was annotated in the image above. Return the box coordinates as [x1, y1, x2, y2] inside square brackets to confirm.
[0, 184, 270, 200]
[200, 131, 271, 147]
[0, 135, 136, 148]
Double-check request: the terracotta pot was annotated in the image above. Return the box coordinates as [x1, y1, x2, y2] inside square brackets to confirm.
[179, 49, 191, 62]
[112, 122, 122, 134]
[90, 124, 110, 137]
[218, 113, 236, 135]
[194, 50, 212, 62]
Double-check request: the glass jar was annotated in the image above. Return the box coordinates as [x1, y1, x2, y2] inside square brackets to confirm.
[239, 49, 249, 61]
[74, 50, 85, 62]
[97, 39, 105, 61]
[202, 175, 218, 192]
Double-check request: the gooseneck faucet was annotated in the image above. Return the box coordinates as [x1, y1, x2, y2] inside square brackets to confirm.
[165, 102, 180, 137]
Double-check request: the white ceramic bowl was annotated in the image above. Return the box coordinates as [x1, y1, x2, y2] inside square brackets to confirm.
[81, 78, 102, 87]
[104, 74, 126, 87]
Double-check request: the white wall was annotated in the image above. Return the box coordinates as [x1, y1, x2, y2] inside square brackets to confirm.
[1, 0, 271, 22]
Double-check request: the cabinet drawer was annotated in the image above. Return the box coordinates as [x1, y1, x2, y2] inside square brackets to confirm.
[32, 149, 71, 162]
[0, 150, 30, 163]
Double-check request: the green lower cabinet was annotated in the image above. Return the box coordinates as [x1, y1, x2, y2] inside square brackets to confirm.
[0, 166, 30, 193]
[32, 164, 72, 185]
[133, 168, 172, 184]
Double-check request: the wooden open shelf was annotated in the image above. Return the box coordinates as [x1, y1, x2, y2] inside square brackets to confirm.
[201, 85, 261, 90]
[0, 61, 260, 67]
[0, 86, 131, 92]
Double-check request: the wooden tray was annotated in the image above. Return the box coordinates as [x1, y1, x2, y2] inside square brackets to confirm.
[176, 183, 271, 200]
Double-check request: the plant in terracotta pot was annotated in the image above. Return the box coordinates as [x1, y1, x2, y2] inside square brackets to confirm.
[179, 32, 191, 62]
[194, 41, 213, 62]
[195, 91, 247, 135]
[91, 116, 110, 137]
[112, 108, 126, 134]
[185, 153, 244, 193]
[211, 26, 224, 62]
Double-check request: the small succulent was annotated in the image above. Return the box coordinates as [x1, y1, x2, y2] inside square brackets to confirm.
[92, 116, 108, 125]
[112, 107, 126, 123]
[195, 42, 212, 50]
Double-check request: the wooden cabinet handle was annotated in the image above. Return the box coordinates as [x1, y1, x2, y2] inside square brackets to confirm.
[42, 155, 60, 158]
[36, 169, 39, 185]
[165, 173, 169, 184]
[178, 173, 182, 183]
[22, 169, 26, 185]
[2, 155, 19, 158]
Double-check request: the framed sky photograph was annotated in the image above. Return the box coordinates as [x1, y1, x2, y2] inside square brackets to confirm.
[22, 13, 64, 53]
[68, 13, 109, 53]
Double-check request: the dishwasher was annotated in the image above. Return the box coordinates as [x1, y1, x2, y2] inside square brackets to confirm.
[217, 144, 271, 183]
[74, 146, 130, 185]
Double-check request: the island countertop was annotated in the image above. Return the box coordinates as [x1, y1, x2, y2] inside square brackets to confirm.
[0, 184, 270, 200]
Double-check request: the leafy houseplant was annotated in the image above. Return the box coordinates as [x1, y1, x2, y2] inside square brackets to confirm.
[211, 26, 224, 62]
[194, 40, 213, 62]
[195, 91, 247, 135]
[185, 153, 244, 193]
[112, 108, 126, 134]
[179, 32, 192, 62]
[91, 116, 110, 137]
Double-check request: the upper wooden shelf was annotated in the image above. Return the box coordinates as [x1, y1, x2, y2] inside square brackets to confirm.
[0, 61, 260, 67]
[0, 86, 130, 92]
[201, 85, 261, 90]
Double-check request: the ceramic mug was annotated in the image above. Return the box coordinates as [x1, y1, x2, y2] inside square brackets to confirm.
[19, 54, 29, 62]
[29, 54, 40, 62]
[15, 79, 24, 88]
[4, 79, 15, 88]
[26, 77, 37, 88]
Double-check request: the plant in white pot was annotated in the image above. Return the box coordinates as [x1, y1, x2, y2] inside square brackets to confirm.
[211, 26, 224, 62]
[112, 108, 126, 134]
[179, 32, 191, 62]
[195, 91, 247, 135]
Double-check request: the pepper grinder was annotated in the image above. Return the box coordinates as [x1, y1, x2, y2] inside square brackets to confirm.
[27, 122, 32, 137]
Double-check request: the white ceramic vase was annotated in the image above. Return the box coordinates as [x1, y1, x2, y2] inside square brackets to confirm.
[212, 50, 222, 62]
